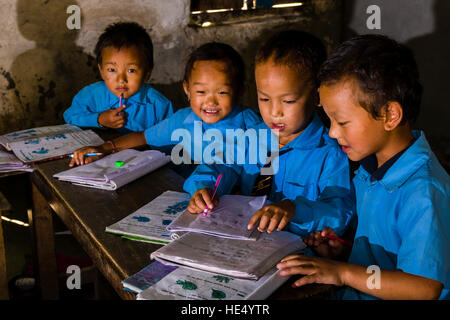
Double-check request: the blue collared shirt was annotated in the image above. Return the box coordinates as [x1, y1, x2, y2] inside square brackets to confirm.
[63, 81, 173, 133]
[144, 105, 262, 163]
[183, 113, 355, 238]
[342, 131, 450, 300]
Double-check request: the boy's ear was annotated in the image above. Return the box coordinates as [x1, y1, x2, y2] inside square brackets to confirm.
[383, 101, 403, 131]
[183, 81, 190, 100]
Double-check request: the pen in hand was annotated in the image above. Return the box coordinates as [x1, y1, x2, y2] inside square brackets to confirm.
[322, 234, 353, 247]
[203, 173, 223, 217]
[117, 93, 124, 116]
[69, 153, 103, 158]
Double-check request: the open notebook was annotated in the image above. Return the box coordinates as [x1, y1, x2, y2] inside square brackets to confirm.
[54, 149, 170, 190]
[167, 195, 267, 240]
[137, 264, 289, 300]
[151, 231, 305, 280]
[106, 190, 191, 244]
[0, 124, 103, 163]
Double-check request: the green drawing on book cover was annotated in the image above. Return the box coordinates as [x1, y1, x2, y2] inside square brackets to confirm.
[164, 201, 189, 215]
[176, 280, 197, 290]
[211, 289, 226, 299]
[213, 275, 233, 283]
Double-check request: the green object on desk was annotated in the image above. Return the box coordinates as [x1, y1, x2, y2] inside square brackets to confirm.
[115, 161, 124, 168]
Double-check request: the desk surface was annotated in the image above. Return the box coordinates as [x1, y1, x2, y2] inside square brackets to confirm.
[31, 158, 185, 299]
[31, 158, 332, 300]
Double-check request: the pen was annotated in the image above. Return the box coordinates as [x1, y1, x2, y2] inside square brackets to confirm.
[203, 173, 223, 216]
[69, 153, 103, 158]
[323, 234, 353, 247]
[118, 93, 124, 115]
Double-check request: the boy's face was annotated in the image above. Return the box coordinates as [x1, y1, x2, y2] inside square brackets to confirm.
[183, 60, 234, 124]
[98, 45, 151, 99]
[255, 59, 315, 145]
[319, 79, 388, 162]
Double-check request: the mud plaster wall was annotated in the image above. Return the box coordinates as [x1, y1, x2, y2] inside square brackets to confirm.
[0, 0, 342, 134]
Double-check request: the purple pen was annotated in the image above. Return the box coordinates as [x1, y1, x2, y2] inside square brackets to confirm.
[118, 93, 124, 115]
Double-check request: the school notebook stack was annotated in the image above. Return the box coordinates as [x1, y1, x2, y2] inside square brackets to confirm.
[54, 149, 171, 191]
[0, 124, 104, 163]
[105, 191, 191, 244]
[0, 149, 33, 173]
[150, 231, 305, 280]
[136, 264, 288, 300]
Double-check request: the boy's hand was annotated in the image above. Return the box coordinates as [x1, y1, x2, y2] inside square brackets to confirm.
[277, 254, 346, 288]
[304, 227, 345, 259]
[98, 105, 126, 128]
[187, 188, 219, 214]
[247, 199, 295, 233]
[69, 146, 104, 167]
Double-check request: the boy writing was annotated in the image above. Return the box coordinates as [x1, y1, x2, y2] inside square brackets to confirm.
[184, 31, 354, 238]
[277, 35, 449, 300]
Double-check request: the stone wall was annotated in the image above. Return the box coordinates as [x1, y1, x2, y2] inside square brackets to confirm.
[0, 0, 342, 133]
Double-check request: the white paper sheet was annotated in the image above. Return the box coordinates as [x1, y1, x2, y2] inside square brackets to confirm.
[167, 195, 266, 240]
[151, 231, 305, 280]
[54, 149, 170, 190]
[10, 129, 104, 163]
[0, 124, 82, 150]
[106, 191, 191, 243]
[137, 265, 288, 300]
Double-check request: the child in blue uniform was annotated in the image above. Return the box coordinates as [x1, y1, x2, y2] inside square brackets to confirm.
[184, 31, 354, 238]
[63, 22, 173, 133]
[277, 35, 449, 300]
[69, 42, 261, 171]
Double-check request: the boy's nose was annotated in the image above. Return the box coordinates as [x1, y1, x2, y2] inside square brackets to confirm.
[205, 94, 218, 106]
[117, 71, 128, 84]
[271, 102, 283, 118]
[328, 122, 338, 139]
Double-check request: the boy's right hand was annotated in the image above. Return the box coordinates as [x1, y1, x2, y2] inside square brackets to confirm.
[69, 146, 104, 167]
[187, 188, 219, 214]
[304, 227, 345, 259]
[98, 105, 126, 129]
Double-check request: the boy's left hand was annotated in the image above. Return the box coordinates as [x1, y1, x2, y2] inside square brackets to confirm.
[247, 200, 295, 233]
[276, 254, 346, 288]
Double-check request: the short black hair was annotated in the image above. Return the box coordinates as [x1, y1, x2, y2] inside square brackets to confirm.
[184, 42, 246, 101]
[255, 30, 327, 87]
[95, 22, 153, 71]
[318, 34, 422, 124]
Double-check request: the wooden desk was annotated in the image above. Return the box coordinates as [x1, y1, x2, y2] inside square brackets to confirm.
[30, 158, 332, 300]
[30, 158, 185, 299]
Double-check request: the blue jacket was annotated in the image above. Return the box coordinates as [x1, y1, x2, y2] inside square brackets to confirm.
[144, 106, 262, 164]
[183, 113, 355, 237]
[63, 81, 173, 133]
[342, 131, 450, 300]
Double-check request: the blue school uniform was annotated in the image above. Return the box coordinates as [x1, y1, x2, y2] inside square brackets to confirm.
[63, 81, 173, 133]
[341, 131, 450, 300]
[183, 113, 355, 237]
[144, 105, 262, 164]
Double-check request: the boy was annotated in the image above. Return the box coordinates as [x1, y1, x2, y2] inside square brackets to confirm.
[277, 35, 450, 300]
[63, 22, 173, 133]
[184, 31, 354, 238]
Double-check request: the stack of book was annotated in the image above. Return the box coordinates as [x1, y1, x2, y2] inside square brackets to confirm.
[109, 191, 305, 300]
